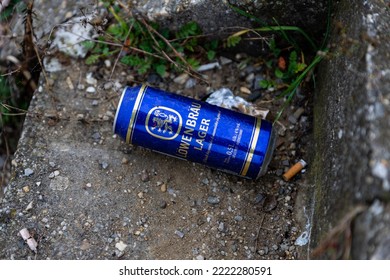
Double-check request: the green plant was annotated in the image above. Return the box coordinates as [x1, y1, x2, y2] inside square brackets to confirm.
[83, 1, 219, 78]
[227, 1, 331, 122]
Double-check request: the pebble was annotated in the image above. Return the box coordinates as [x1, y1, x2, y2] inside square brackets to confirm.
[234, 215, 243, 222]
[137, 192, 144, 199]
[160, 183, 167, 192]
[240, 86, 251, 94]
[86, 73, 97, 85]
[24, 168, 34, 177]
[263, 195, 277, 212]
[218, 222, 225, 232]
[115, 241, 128, 251]
[92, 100, 99, 106]
[195, 255, 205, 260]
[254, 193, 265, 204]
[159, 200, 167, 209]
[25, 201, 33, 211]
[201, 178, 209, 185]
[22, 186, 30, 193]
[100, 162, 109, 169]
[207, 196, 220, 205]
[104, 60, 111, 68]
[86, 183, 92, 188]
[173, 73, 189, 85]
[141, 170, 150, 182]
[49, 162, 56, 168]
[175, 230, 185, 238]
[86, 86, 96, 93]
[185, 78, 196, 89]
[92, 132, 101, 140]
[121, 157, 129, 165]
[219, 56, 232, 65]
[197, 62, 220, 72]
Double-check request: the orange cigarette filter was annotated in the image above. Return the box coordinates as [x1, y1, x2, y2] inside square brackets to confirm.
[283, 159, 307, 181]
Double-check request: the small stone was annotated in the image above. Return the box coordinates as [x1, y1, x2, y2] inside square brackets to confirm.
[207, 196, 220, 205]
[175, 230, 185, 238]
[104, 60, 111, 68]
[121, 157, 129, 165]
[80, 239, 90, 250]
[86, 73, 97, 85]
[137, 192, 144, 199]
[101, 162, 109, 169]
[201, 178, 209, 185]
[160, 183, 167, 192]
[25, 201, 33, 211]
[197, 62, 220, 72]
[86, 86, 96, 93]
[86, 183, 92, 188]
[195, 255, 205, 260]
[49, 161, 56, 168]
[24, 168, 34, 177]
[263, 195, 277, 212]
[240, 86, 251, 94]
[92, 100, 99, 106]
[159, 200, 167, 209]
[220, 56, 232, 65]
[22, 186, 30, 193]
[92, 132, 101, 140]
[254, 193, 265, 204]
[246, 73, 255, 83]
[173, 73, 189, 85]
[66, 76, 74, 90]
[218, 222, 225, 232]
[41, 217, 49, 223]
[234, 215, 243, 222]
[49, 172, 55, 179]
[76, 114, 85, 121]
[54, 170, 60, 177]
[115, 240, 128, 251]
[272, 244, 278, 251]
[258, 249, 265, 256]
[141, 170, 149, 182]
[185, 78, 196, 89]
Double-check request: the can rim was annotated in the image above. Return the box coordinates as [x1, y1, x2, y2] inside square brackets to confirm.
[112, 86, 128, 134]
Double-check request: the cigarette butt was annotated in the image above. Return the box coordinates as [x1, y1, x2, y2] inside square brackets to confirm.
[283, 159, 307, 181]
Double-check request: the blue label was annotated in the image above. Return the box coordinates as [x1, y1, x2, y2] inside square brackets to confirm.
[113, 85, 273, 179]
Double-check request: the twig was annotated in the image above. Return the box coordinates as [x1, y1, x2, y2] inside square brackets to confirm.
[140, 18, 208, 83]
[311, 205, 367, 259]
[109, 19, 135, 80]
[254, 214, 265, 253]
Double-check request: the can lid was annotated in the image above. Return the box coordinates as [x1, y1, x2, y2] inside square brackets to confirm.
[112, 86, 129, 134]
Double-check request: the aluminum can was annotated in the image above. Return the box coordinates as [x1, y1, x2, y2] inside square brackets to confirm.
[113, 85, 276, 179]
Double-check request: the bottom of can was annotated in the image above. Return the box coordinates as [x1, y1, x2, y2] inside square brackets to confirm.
[256, 125, 277, 179]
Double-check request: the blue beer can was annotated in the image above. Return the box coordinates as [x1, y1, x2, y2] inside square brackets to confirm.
[113, 85, 276, 179]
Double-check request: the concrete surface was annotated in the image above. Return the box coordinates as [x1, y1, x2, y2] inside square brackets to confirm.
[309, 0, 390, 259]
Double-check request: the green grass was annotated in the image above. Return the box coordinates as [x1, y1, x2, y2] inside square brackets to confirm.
[227, 0, 332, 122]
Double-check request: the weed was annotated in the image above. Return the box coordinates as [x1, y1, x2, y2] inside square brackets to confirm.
[83, 1, 219, 78]
[227, 1, 332, 122]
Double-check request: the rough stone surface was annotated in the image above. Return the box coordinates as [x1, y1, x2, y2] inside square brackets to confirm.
[308, 0, 390, 259]
[129, 0, 328, 53]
